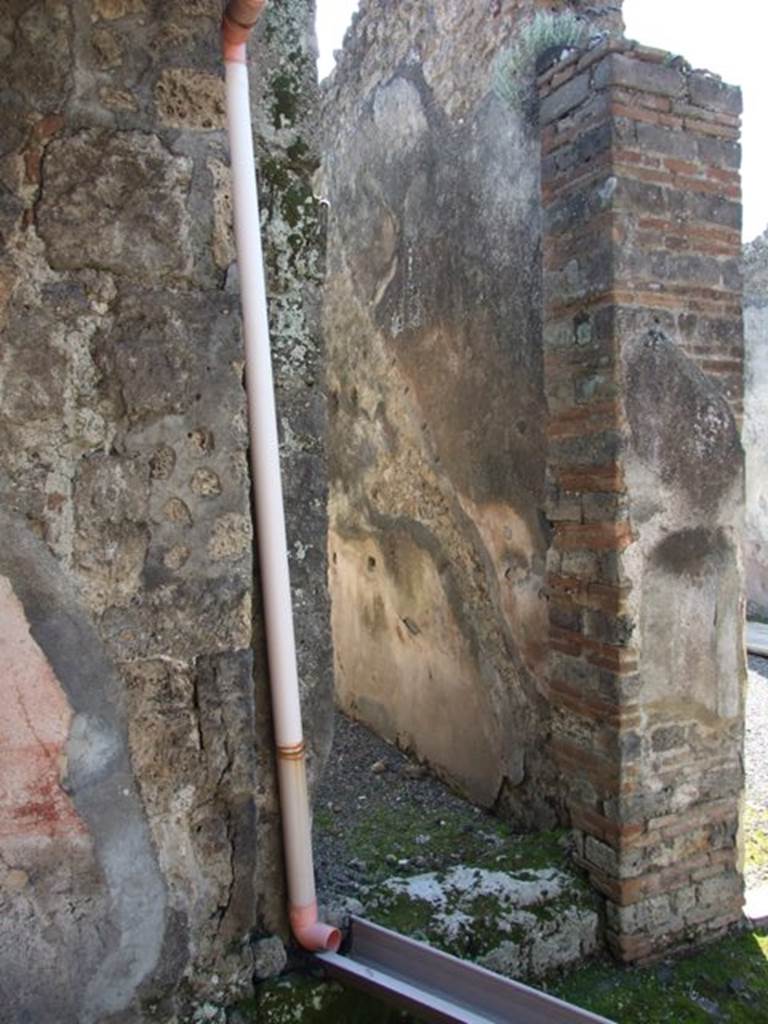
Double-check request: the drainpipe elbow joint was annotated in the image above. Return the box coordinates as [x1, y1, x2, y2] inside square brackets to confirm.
[290, 901, 342, 953]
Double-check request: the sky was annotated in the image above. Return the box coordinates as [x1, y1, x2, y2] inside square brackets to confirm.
[315, 0, 766, 242]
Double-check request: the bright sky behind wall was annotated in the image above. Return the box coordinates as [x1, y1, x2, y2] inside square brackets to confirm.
[315, 0, 767, 241]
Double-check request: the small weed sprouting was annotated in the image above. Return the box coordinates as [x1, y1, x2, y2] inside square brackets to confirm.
[492, 10, 589, 114]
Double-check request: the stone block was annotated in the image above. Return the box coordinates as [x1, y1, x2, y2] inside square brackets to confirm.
[91, 26, 123, 69]
[606, 893, 672, 935]
[252, 937, 288, 981]
[576, 120, 613, 163]
[549, 603, 583, 632]
[7, 2, 74, 108]
[696, 873, 743, 909]
[584, 609, 633, 646]
[698, 136, 741, 170]
[154, 68, 226, 130]
[540, 73, 590, 125]
[688, 73, 742, 115]
[684, 190, 741, 229]
[581, 491, 622, 520]
[593, 53, 686, 99]
[37, 130, 193, 280]
[560, 550, 602, 577]
[92, 288, 241, 426]
[584, 834, 619, 875]
[635, 121, 697, 160]
[546, 492, 583, 521]
[651, 724, 686, 752]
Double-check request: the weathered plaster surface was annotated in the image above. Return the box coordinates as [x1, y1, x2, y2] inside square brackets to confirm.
[539, 44, 745, 960]
[0, 0, 329, 1019]
[321, 0, 622, 819]
[0, 574, 84, 844]
[0, 512, 166, 1024]
[744, 229, 768, 620]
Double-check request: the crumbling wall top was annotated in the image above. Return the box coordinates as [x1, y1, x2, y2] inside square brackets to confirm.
[323, 0, 624, 125]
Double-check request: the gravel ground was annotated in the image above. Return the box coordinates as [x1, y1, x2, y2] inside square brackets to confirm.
[747, 654, 768, 804]
[315, 657, 768, 898]
[746, 654, 768, 889]
[313, 710, 484, 901]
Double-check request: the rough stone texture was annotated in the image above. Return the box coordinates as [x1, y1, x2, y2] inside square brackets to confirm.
[539, 44, 745, 962]
[0, 514, 167, 1024]
[37, 130, 195, 278]
[366, 865, 600, 979]
[252, 935, 289, 981]
[0, 0, 329, 1020]
[321, 1, 623, 821]
[744, 229, 768, 620]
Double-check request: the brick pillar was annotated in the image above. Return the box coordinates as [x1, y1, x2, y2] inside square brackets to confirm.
[539, 43, 745, 962]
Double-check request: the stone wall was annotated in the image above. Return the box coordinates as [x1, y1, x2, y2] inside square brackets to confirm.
[0, 1, 330, 1020]
[539, 42, 745, 961]
[744, 229, 768, 620]
[321, 0, 623, 820]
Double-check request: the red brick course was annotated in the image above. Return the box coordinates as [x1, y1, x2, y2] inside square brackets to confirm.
[539, 43, 743, 961]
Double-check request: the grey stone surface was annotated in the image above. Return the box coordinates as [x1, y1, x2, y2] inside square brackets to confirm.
[540, 72, 591, 124]
[624, 331, 743, 517]
[689, 71, 743, 115]
[744, 229, 768, 620]
[621, 326, 744, 863]
[0, 0, 330, 1019]
[252, 936, 289, 981]
[38, 130, 194, 280]
[0, 511, 167, 1024]
[366, 864, 600, 979]
[592, 52, 686, 98]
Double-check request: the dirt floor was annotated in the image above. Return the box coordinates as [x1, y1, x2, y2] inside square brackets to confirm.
[314, 653, 768, 899]
[271, 665, 768, 1024]
[312, 709, 598, 978]
[746, 655, 768, 889]
[313, 709, 500, 903]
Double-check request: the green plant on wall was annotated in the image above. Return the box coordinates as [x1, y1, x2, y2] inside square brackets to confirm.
[493, 10, 589, 112]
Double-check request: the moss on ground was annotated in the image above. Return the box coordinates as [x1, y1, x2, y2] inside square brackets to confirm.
[547, 929, 768, 1023]
[366, 882, 525, 961]
[366, 891, 436, 939]
[237, 932, 768, 1023]
[317, 801, 598, 966]
[339, 803, 571, 883]
[237, 973, 421, 1023]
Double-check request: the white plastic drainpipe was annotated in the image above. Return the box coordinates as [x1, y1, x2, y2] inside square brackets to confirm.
[221, 0, 341, 955]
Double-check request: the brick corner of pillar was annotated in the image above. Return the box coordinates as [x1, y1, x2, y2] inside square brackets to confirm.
[537, 42, 745, 961]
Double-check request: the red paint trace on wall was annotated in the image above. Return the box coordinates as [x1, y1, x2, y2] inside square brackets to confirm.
[0, 576, 86, 840]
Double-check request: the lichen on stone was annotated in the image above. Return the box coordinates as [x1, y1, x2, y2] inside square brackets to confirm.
[366, 864, 599, 975]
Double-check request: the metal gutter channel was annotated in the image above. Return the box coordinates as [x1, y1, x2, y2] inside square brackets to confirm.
[314, 917, 615, 1024]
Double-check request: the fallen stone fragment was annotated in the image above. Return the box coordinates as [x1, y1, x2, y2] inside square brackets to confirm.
[321, 896, 365, 930]
[252, 937, 287, 981]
